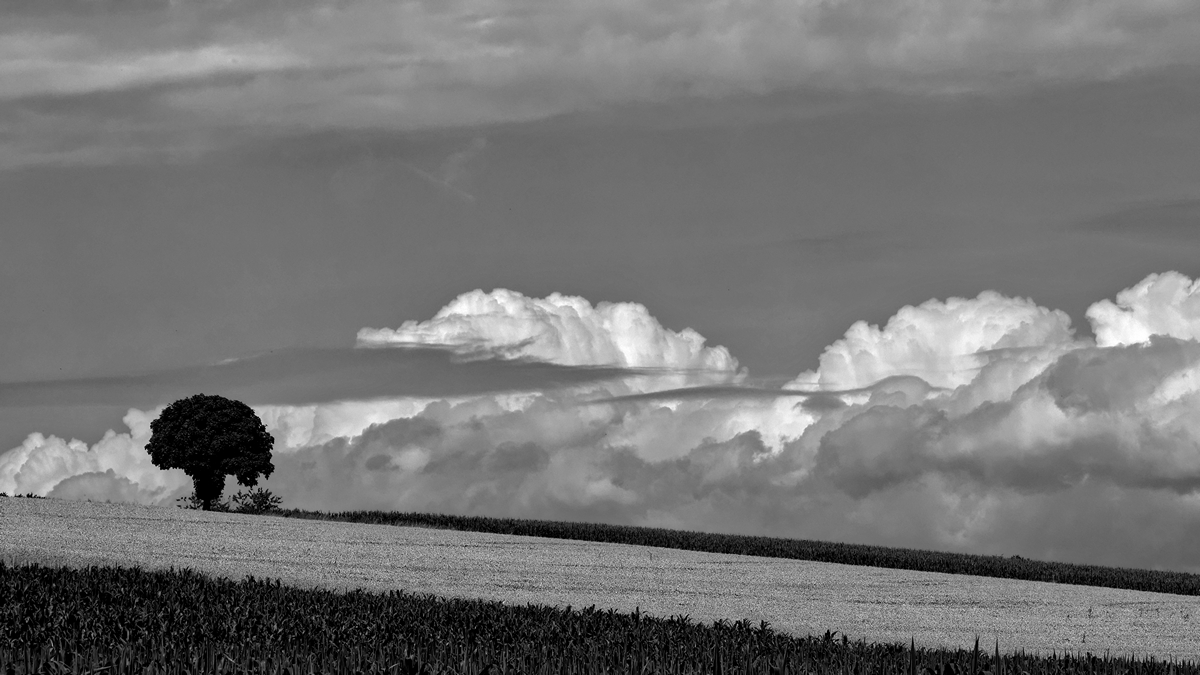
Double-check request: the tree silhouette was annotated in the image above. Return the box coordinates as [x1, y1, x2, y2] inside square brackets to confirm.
[147, 393, 275, 511]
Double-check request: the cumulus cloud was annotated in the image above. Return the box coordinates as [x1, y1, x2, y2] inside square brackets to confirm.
[0, 408, 187, 503]
[1088, 271, 1200, 347]
[358, 288, 741, 376]
[4, 0, 1200, 164]
[9, 274, 1200, 573]
[787, 290, 1077, 391]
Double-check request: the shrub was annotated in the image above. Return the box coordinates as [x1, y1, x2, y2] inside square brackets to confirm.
[175, 487, 282, 514]
[231, 487, 284, 514]
[175, 492, 230, 511]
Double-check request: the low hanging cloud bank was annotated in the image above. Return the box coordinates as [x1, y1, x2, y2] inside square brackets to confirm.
[6, 274, 1200, 574]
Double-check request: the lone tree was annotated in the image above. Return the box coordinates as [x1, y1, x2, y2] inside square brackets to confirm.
[147, 393, 275, 511]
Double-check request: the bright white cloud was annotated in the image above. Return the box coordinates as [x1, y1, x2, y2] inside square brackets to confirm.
[257, 398, 439, 451]
[1088, 271, 1200, 347]
[0, 407, 187, 503]
[9, 272, 1200, 572]
[358, 288, 741, 374]
[788, 290, 1076, 391]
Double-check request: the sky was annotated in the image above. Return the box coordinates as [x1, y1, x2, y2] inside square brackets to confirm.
[4, 0, 1200, 573]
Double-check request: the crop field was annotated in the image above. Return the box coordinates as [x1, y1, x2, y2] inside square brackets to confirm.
[4, 497, 1199, 661]
[269, 507, 1200, 596]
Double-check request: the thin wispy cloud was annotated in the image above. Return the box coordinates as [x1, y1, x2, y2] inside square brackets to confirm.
[328, 134, 487, 208]
[4, 0, 1200, 165]
[0, 36, 305, 100]
[584, 375, 953, 405]
[396, 140, 484, 203]
[0, 346, 662, 409]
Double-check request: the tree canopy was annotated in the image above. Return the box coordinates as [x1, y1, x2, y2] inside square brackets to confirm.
[147, 393, 275, 511]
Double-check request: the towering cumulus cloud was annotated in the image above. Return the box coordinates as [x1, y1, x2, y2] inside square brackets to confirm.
[789, 291, 1077, 391]
[6, 276, 1200, 573]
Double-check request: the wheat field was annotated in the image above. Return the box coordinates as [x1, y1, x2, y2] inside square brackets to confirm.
[4, 497, 1198, 659]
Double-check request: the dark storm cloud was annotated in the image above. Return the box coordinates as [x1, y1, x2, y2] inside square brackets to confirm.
[0, 346, 657, 408]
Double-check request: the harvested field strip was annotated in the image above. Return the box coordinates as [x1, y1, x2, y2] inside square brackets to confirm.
[267, 507, 1200, 596]
[4, 497, 1200, 659]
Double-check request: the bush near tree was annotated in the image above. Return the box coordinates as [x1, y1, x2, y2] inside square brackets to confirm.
[175, 486, 283, 514]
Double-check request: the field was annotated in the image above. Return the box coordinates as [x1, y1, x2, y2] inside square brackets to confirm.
[4, 496, 1199, 661]
[266, 507, 1200, 596]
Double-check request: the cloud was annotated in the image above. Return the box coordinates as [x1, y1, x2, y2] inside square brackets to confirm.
[1088, 271, 1200, 347]
[0, 35, 304, 100]
[589, 375, 945, 405]
[0, 345, 653, 409]
[0, 408, 187, 502]
[327, 135, 488, 210]
[10, 273, 1200, 573]
[397, 136, 489, 203]
[4, 0, 1200, 164]
[46, 468, 162, 505]
[787, 290, 1077, 390]
[1041, 336, 1200, 413]
[358, 288, 742, 377]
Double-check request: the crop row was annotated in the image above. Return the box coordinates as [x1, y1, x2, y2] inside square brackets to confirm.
[3, 559, 1197, 675]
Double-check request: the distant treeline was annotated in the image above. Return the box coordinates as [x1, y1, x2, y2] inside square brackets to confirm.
[267, 507, 1200, 597]
[2, 560, 1195, 675]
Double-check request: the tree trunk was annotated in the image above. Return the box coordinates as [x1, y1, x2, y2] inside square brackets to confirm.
[193, 472, 225, 511]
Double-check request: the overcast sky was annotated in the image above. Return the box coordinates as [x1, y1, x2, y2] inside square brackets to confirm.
[4, 0, 1200, 574]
